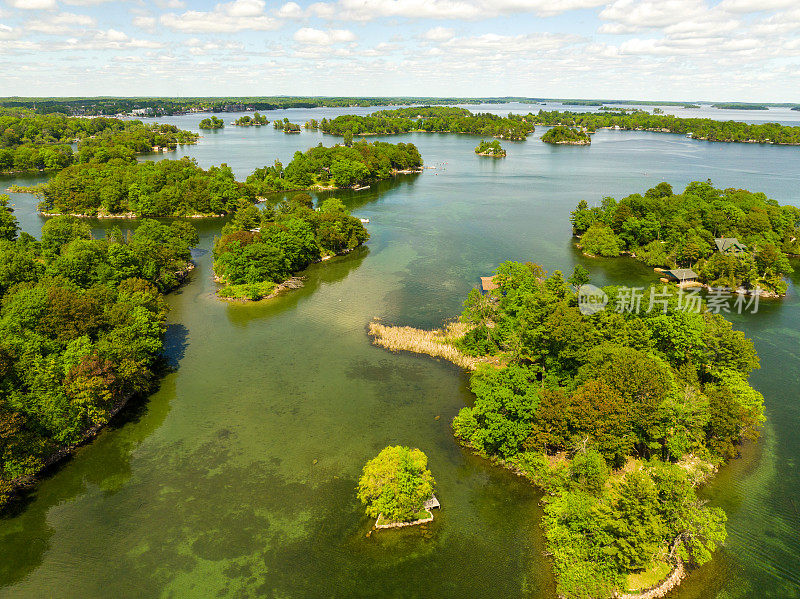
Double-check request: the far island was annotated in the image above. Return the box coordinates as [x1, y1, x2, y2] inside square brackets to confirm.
[199, 116, 225, 129]
[474, 139, 506, 157]
[541, 125, 591, 145]
[274, 118, 301, 133]
[234, 113, 268, 126]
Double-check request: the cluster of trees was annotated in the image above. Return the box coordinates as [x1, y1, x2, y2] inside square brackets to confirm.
[474, 139, 506, 156]
[273, 118, 301, 133]
[319, 106, 537, 140]
[213, 194, 368, 300]
[357, 446, 435, 524]
[450, 262, 763, 597]
[541, 126, 591, 145]
[245, 141, 422, 193]
[0, 201, 198, 509]
[533, 110, 800, 144]
[199, 116, 224, 130]
[571, 181, 799, 294]
[304, 119, 320, 130]
[712, 103, 768, 110]
[234, 113, 268, 126]
[38, 157, 253, 217]
[0, 113, 197, 173]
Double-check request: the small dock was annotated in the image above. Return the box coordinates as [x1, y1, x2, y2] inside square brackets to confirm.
[423, 495, 440, 510]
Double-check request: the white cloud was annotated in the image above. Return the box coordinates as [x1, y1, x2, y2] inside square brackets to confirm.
[308, 0, 605, 21]
[6, 0, 57, 9]
[599, 0, 707, 33]
[154, 0, 186, 7]
[717, 0, 796, 13]
[132, 15, 156, 29]
[276, 2, 303, 18]
[422, 26, 454, 41]
[0, 23, 19, 39]
[293, 27, 355, 45]
[26, 12, 96, 35]
[161, 0, 280, 32]
[61, 0, 116, 5]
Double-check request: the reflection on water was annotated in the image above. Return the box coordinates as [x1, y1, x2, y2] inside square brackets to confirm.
[1, 115, 800, 598]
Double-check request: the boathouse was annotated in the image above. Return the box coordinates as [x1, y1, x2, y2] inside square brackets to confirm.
[714, 237, 747, 255]
[663, 269, 699, 284]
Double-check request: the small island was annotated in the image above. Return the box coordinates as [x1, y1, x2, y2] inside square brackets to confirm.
[474, 139, 506, 157]
[274, 118, 301, 133]
[357, 445, 437, 528]
[233, 112, 268, 127]
[541, 125, 591, 145]
[571, 181, 798, 296]
[199, 116, 224, 129]
[213, 195, 368, 301]
[712, 103, 768, 110]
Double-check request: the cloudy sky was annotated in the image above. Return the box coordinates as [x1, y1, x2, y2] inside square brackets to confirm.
[1, 0, 799, 101]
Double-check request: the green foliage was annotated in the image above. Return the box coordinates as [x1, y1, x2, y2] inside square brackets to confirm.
[579, 222, 622, 257]
[0, 219, 197, 510]
[357, 446, 435, 523]
[474, 139, 506, 156]
[246, 141, 422, 193]
[541, 126, 591, 145]
[199, 116, 224, 129]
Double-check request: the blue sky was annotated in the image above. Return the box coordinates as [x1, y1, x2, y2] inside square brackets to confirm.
[1, 0, 799, 101]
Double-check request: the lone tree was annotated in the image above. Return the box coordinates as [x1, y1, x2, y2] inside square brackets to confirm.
[357, 446, 435, 523]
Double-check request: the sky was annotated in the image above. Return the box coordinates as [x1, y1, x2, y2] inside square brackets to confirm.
[1, 0, 799, 101]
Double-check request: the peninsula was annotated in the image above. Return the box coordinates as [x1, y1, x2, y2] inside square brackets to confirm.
[541, 125, 591, 145]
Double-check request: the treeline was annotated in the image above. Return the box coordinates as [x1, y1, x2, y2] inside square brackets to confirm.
[246, 141, 422, 193]
[0, 113, 197, 173]
[38, 158, 253, 217]
[571, 181, 799, 294]
[0, 198, 198, 509]
[213, 195, 368, 300]
[541, 126, 591, 145]
[451, 262, 762, 597]
[533, 110, 800, 144]
[199, 116, 224, 130]
[234, 113, 268, 126]
[319, 106, 537, 140]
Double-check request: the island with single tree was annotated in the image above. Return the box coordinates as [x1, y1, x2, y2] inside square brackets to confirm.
[369, 260, 763, 598]
[357, 445, 436, 528]
[245, 140, 423, 193]
[541, 126, 591, 145]
[0, 200, 199, 511]
[233, 112, 269, 126]
[199, 116, 224, 129]
[212, 194, 368, 301]
[474, 139, 506, 157]
[571, 181, 798, 296]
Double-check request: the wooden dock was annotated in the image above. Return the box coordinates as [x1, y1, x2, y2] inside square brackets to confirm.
[423, 495, 440, 510]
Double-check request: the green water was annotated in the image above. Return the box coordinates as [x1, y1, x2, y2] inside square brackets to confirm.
[2, 113, 800, 598]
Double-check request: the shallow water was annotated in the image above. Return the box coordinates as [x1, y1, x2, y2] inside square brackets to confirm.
[1, 115, 799, 598]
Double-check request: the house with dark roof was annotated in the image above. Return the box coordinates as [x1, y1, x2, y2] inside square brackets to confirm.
[714, 237, 748, 255]
[663, 268, 699, 284]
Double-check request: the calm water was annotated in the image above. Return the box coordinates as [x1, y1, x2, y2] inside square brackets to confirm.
[1, 112, 799, 598]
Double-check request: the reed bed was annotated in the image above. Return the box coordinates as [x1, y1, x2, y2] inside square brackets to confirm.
[368, 319, 484, 370]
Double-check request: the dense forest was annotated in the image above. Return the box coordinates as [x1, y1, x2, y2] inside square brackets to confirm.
[199, 116, 224, 130]
[474, 139, 506, 156]
[541, 126, 591, 145]
[571, 181, 799, 294]
[448, 261, 762, 598]
[319, 106, 537, 140]
[37, 157, 253, 217]
[0, 198, 198, 510]
[533, 110, 800, 144]
[245, 141, 422, 194]
[213, 195, 368, 300]
[0, 112, 197, 174]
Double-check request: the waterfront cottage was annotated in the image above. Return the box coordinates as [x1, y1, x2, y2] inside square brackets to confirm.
[714, 237, 748, 255]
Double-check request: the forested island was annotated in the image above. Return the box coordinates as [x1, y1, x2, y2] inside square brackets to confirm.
[533, 110, 800, 144]
[245, 140, 422, 193]
[318, 106, 536, 140]
[274, 118, 301, 133]
[571, 181, 799, 295]
[712, 103, 768, 110]
[474, 140, 506, 157]
[213, 194, 368, 300]
[0, 112, 197, 174]
[541, 126, 591, 145]
[36, 157, 253, 217]
[199, 116, 224, 130]
[370, 261, 763, 598]
[234, 113, 268, 126]
[0, 200, 198, 510]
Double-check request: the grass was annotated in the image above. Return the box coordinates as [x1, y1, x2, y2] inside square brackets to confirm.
[376, 509, 431, 527]
[626, 561, 672, 592]
[368, 319, 487, 370]
[217, 280, 276, 301]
